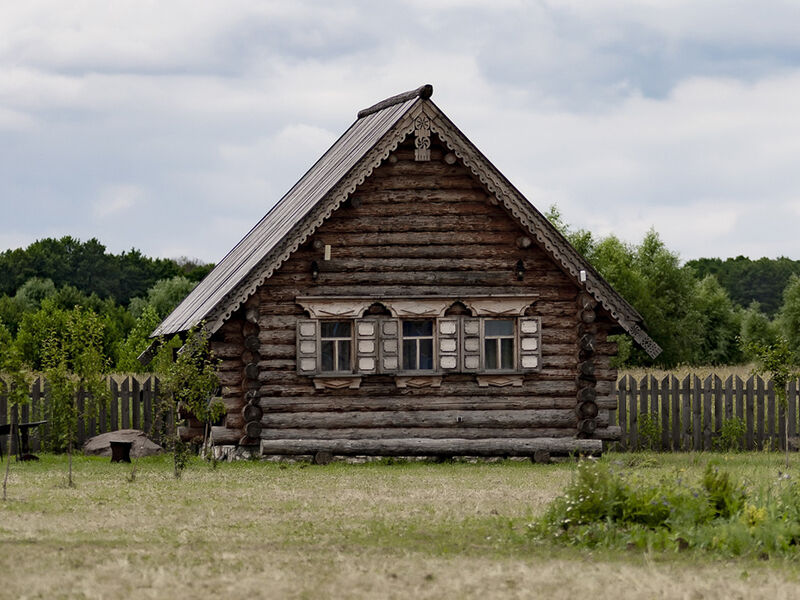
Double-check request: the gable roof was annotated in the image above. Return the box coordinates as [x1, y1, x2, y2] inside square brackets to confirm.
[152, 84, 661, 359]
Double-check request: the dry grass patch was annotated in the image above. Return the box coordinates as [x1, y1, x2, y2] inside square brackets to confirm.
[2, 453, 800, 599]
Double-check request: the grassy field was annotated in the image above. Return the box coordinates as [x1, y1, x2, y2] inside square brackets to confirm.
[2, 453, 800, 599]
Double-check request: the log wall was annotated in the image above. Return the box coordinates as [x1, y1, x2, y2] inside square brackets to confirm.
[212, 134, 618, 457]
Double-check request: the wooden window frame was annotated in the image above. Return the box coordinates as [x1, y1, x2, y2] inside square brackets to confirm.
[480, 318, 517, 373]
[400, 319, 436, 374]
[319, 320, 354, 374]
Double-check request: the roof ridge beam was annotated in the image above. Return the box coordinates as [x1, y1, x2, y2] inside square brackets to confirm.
[357, 84, 433, 118]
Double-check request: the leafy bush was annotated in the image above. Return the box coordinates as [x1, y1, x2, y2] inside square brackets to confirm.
[531, 462, 800, 557]
[637, 413, 662, 451]
[714, 417, 746, 451]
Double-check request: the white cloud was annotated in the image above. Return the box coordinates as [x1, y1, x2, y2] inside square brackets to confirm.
[0, 1, 799, 263]
[93, 184, 143, 218]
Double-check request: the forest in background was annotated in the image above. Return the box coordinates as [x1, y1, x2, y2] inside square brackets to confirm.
[0, 221, 798, 373]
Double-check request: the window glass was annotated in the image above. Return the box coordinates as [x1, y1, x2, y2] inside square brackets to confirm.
[484, 319, 514, 371]
[320, 321, 351, 372]
[484, 338, 498, 370]
[485, 320, 513, 336]
[402, 320, 434, 370]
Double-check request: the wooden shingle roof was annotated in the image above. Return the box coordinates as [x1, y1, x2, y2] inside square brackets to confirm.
[151, 84, 661, 358]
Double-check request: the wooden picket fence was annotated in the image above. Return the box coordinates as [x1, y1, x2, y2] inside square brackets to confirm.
[613, 375, 800, 451]
[0, 375, 172, 454]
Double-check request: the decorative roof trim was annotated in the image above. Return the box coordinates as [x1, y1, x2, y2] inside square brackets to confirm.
[201, 108, 422, 335]
[171, 90, 660, 359]
[420, 102, 661, 358]
[357, 84, 433, 119]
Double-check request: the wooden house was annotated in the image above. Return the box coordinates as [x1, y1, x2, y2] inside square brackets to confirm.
[150, 84, 661, 460]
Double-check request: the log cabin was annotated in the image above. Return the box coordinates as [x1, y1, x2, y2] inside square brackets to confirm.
[148, 84, 662, 460]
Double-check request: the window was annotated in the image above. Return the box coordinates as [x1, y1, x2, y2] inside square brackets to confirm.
[320, 321, 352, 372]
[483, 319, 515, 370]
[402, 320, 434, 370]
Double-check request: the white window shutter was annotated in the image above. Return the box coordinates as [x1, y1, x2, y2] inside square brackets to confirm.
[355, 319, 379, 374]
[519, 317, 541, 371]
[461, 317, 481, 372]
[379, 319, 400, 373]
[437, 317, 459, 371]
[296, 319, 318, 375]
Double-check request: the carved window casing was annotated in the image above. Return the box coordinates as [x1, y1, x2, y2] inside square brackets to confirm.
[296, 297, 541, 382]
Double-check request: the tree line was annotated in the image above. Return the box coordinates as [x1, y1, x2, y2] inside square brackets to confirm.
[0, 229, 799, 372]
[546, 207, 800, 367]
[0, 237, 211, 373]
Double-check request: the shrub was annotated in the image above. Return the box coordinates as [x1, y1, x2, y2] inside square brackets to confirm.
[638, 413, 662, 451]
[531, 462, 800, 557]
[714, 417, 746, 451]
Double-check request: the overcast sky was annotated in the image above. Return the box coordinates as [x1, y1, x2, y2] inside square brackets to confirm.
[2, 1, 800, 265]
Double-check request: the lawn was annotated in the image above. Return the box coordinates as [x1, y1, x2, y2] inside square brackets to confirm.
[2, 452, 800, 599]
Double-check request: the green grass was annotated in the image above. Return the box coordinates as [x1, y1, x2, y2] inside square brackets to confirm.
[2, 453, 800, 598]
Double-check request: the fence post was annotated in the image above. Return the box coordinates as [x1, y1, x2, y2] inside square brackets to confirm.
[109, 377, 119, 432]
[756, 377, 765, 450]
[670, 375, 680, 451]
[789, 379, 798, 447]
[745, 376, 755, 450]
[660, 375, 670, 450]
[629, 377, 639, 450]
[131, 377, 141, 431]
[681, 375, 691, 450]
[0, 378, 7, 456]
[617, 377, 627, 450]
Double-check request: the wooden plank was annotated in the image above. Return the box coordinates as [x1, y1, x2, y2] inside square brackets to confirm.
[131, 377, 141, 430]
[143, 377, 153, 436]
[109, 378, 119, 432]
[692, 376, 702, 451]
[258, 437, 603, 457]
[629, 377, 638, 450]
[671, 375, 680, 451]
[723, 375, 734, 421]
[767, 379, 776, 450]
[713, 375, 722, 447]
[618, 377, 627, 450]
[660, 375, 670, 450]
[681, 375, 691, 451]
[745, 376, 755, 450]
[756, 376, 765, 450]
[121, 377, 130, 430]
[703, 375, 712, 451]
[260, 409, 591, 429]
[789, 379, 797, 443]
[779, 385, 787, 452]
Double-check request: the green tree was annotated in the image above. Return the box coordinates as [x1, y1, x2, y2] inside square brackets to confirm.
[116, 305, 162, 373]
[160, 326, 223, 477]
[778, 274, 800, 357]
[692, 275, 742, 365]
[740, 337, 799, 467]
[129, 276, 197, 319]
[1, 323, 31, 500]
[42, 306, 110, 486]
[14, 277, 56, 311]
[739, 301, 779, 350]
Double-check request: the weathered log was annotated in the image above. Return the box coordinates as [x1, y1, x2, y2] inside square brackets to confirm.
[577, 386, 596, 404]
[258, 437, 603, 457]
[243, 404, 263, 423]
[532, 449, 550, 464]
[244, 363, 259, 380]
[579, 309, 596, 324]
[210, 342, 243, 359]
[576, 400, 599, 419]
[578, 360, 595, 378]
[244, 335, 260, 352]
[578, 419, 597, 435]
[245, 307, 259, 324]
[257, 427, 576, 440]
[313, 451, 333, 465]
[242, 321, 259, 337]
[594, 425, 622, 440]
[178, 425, 204, 442]
[259, 409, 604, 429]
[211, 425, 244, 445]
[245, 421, 263, 438]
[257, 396, 585, 413]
